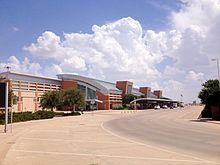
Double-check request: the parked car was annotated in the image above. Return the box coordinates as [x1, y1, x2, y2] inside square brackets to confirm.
[162, 105, 168, 109]
[154, 105, 160, 110]
[169, 106, 174, 109]
[173, 103, 178, 108]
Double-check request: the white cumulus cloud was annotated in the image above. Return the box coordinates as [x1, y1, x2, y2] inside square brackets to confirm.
[186, 71, 204, 81]
[0, 56, 41, 75]
[18, 0, 220, 102]
[24, 17, 163, 83]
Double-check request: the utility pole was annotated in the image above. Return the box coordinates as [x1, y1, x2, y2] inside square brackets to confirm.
[212, 58, 220, 89]
[4, 82, 8, 133]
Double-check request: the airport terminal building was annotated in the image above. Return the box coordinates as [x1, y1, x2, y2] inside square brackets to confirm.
[0, 71, 173, 112]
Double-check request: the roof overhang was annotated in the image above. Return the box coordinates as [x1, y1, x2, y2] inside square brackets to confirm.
[86, 99, 103, 103]
[130, 97, 179, 104]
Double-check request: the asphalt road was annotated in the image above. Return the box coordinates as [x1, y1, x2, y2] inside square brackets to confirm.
[104, 106, 220, 163]
[1, 106, 220, 165]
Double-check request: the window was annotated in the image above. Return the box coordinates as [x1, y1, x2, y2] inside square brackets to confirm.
[127, 84, 132, 94]
[87, 88, 96, 99]
[12, 84, 19, 86]
[77, 84, 86, 94]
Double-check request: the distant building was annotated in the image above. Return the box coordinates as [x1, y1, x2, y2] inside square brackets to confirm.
[0, 71, 170, 112]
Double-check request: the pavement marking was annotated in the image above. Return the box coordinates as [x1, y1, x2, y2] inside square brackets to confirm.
[11, 149, 219, 164]
[30, 130, 110, 135]
[19, 137, 132, 145]
[30, 130, 69, 133]
[100, 122, 216, 164]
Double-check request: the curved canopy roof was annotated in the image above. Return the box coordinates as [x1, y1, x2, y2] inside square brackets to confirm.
[94, 79, 122, 94]
[57, 74, 122, 95]
[130, 97, 179, 104]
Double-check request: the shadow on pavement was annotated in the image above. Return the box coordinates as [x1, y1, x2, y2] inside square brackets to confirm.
[190, 118, 220, 125]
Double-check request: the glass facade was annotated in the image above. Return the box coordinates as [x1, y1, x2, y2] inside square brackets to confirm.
[77, 84, 86, 94]
[127, 84, 132, 94]
[87, 87, 96, 99]
[77, 84, 96, 99]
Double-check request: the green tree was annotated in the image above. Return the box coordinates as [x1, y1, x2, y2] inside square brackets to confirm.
[139, 95, 145, 98]
[198, 79, 220, 105]
[122, 94, 137, 104]
[40, 90, 61, 111]
[8, 89, 18, 107]
[61, 89, 85, 111]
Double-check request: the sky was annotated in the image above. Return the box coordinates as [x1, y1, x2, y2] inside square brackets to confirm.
[0, 0, 220, 103]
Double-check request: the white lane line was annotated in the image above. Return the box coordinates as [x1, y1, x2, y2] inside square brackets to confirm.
[11, 149, 218, 164]
[30, 130, 109, 135]
[100, 122, 216, 164]
[19, 137, 131, 145]
[30, 130, 68, 133]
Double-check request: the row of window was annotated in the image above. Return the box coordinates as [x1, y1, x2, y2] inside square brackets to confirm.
[16, 97, 41, 102]
[12, 81, 58, 87]
[11, 80, 61, 91]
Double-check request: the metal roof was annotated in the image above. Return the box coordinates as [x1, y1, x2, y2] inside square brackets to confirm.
[130, 97, 179, 104]
[94, 79, 122, 94]
[131, 88, 143, 96]
[0, 71, 61, 85]
[57, 74, 122, 95]
[0, 71, 60, 81]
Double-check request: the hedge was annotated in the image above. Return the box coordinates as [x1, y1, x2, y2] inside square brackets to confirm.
[0, 112, 33, 124]
[0, 110, 81, 125]
[33, 111, 55, 120]
[112, 104, 131, 110]
[61, 111, 81, 116]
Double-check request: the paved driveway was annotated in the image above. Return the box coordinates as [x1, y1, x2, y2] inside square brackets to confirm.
[0, 107, 219, 165]
[104, 106, 220, 164]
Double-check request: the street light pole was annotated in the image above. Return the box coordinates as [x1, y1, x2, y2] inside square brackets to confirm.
[212, 58, 220, 89]
[4, 82, 8, 133]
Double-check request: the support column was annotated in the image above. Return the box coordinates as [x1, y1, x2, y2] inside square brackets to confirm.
[35, 91, 38, 112]
[134, 101, 137, 110]
[18, 90, 21, 112]
[4, 82, 8, 133]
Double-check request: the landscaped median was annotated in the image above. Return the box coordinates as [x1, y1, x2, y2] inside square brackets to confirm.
[0, 111, 81, 125]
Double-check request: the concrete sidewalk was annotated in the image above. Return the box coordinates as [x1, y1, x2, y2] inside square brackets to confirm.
[0, 109, 219, 165]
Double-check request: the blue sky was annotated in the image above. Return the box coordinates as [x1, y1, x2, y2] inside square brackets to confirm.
[0, 0, 219, 102]
[0, 0, 181, 62]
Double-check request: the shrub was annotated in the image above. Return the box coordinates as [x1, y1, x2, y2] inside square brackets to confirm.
[54, 112, 65, 117]
[54, 111, 81, 117]
[0, 110, 80, 125]
[0, 113, 4, 125]
[11, 112, 33, 122]
[33, 111, 55, 120]
[62, 111, 81, 116]
[0, 112, 33, 124]
[122, 104, 132, 110]
[112, 104, 124, 110]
